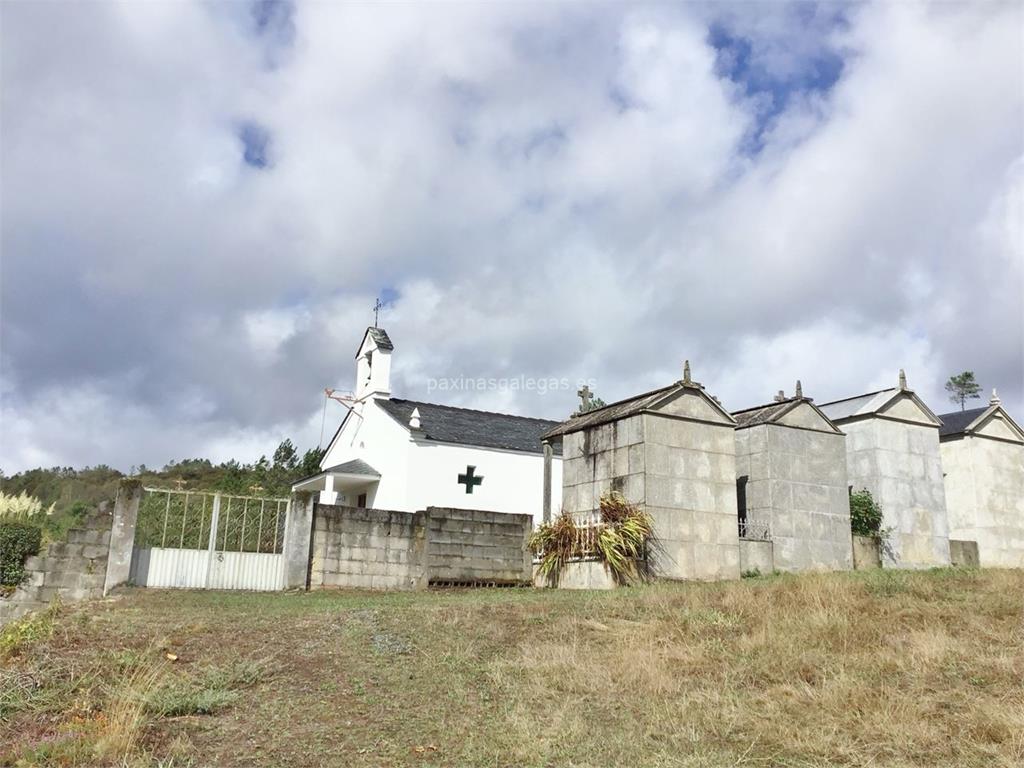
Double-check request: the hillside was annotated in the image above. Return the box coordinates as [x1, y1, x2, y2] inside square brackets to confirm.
[2, 568, 1022, 767]
[0, 440, 324, 536]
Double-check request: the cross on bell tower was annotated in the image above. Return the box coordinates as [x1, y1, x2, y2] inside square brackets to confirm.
[373, 297, 384, 327]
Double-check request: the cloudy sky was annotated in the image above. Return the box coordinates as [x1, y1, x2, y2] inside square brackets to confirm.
[1, 0, 1021, 473]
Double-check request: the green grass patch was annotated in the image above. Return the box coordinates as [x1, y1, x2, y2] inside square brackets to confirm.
[0, 600, 59, 660]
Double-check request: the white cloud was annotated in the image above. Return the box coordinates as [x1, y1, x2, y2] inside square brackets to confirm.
[1, 0, 1020, 472]
[244, 307, 311, 359]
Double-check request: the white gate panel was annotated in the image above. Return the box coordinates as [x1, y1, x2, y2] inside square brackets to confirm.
[144, 547, 209, 589]
[209, 551, 284, 591]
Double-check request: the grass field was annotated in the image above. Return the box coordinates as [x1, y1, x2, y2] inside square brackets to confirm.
[1, 568, 1022, 767]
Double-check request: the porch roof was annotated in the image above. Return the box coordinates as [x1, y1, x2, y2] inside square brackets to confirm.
[291, 458, 381, 492]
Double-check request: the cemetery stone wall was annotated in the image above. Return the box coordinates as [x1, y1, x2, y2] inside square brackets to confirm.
[0, 508, 112, 626]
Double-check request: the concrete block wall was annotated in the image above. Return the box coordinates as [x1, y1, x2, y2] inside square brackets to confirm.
[844, 419, 950, 568]
[427, 508, 532, 584]
[309, 505, 532, 590]
[735, 424, 853, 572]
[310, 506, 428, 590]
[1, 509, 112, 625]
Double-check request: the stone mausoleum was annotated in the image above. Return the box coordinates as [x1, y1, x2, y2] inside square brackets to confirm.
[542, 364, 740, 581]
[732, 382, 853, 572]
[938, 391, 1024, 568]
[819, 372, 950, 569]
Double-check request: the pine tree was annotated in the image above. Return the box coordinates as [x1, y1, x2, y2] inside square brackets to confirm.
[945, 371, 982, 411]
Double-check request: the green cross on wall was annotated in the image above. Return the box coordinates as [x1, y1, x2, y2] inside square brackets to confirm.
[457, 465, 484, 494]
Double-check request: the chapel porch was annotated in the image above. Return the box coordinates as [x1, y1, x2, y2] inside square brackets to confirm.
[291, 458, 381, 507]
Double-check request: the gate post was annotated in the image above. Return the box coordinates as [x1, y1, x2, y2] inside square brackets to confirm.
[204, 493, 222, 589]
[282, 492, 315, 590]
[542, 440, 553, 524]
[104, 480, 143, 596]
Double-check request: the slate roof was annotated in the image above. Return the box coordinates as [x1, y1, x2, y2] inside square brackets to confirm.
[937, 407, 988, 438]
[731, 397, 842, 433]
[817, 389, 895, 422]
[541, 383, 679, 439]
[366, 327, 393, 351]
[323, 458, 381, 476]
[732, 398, 799, 428]
[377, 398, 562, 455]
[542, 380, 736, 439]
[292, 458, 381, 488]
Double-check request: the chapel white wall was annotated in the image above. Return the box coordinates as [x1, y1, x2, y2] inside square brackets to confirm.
[405, 441, 561, 523]
[320, 401, 411, 509]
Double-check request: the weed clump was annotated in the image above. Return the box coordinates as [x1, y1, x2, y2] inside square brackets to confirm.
[530, 491, 653, 586]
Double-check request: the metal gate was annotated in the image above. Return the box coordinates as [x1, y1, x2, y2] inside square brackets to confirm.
[130, 488, 289, 591]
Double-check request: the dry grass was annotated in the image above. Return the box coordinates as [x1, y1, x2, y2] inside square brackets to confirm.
[489, 570, 1024, 767]
[1, 568, 1021, 767]
[92, 655, 169, 761]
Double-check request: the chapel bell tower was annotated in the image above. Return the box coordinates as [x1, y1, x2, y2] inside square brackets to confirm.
[355, 326, 393, 400]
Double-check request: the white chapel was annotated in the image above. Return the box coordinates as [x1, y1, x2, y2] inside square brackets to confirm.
[292, 327, 563, 522]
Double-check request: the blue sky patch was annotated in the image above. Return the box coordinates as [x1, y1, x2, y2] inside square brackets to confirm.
[708, 18, 845, 153]
[250, 0, 295, 66]
[238, 121, 272, 169]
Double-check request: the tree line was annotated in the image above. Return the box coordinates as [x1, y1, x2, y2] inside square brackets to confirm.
[0, 440, 326, 525]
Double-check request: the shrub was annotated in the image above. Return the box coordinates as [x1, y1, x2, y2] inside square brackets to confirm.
[0, 521, 43, 589]
[850, 489, 884, 538]
[530, 492, 653, 586]
[528, 514, 579, 584]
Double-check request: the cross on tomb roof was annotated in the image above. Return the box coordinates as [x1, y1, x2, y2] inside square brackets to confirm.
[577, 384, 592, 412]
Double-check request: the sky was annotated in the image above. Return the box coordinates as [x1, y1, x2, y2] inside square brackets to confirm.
[1, 0, 1022, 474]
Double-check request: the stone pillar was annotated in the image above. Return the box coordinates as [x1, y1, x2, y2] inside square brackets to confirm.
[282, 492, 316, 590]
[412, 509, 430, 590]
[103, 481, 142, 596]
[322, 474, 338, 505]
[542, 440, 553, 523]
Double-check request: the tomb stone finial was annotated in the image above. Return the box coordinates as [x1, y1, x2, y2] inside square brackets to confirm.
[774, 390, 786, 403]
[990, 388, 1001, 406]
[795, 380, 803, 399]
[898, 368, 908, 391]
[683, 360, 692, 386]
